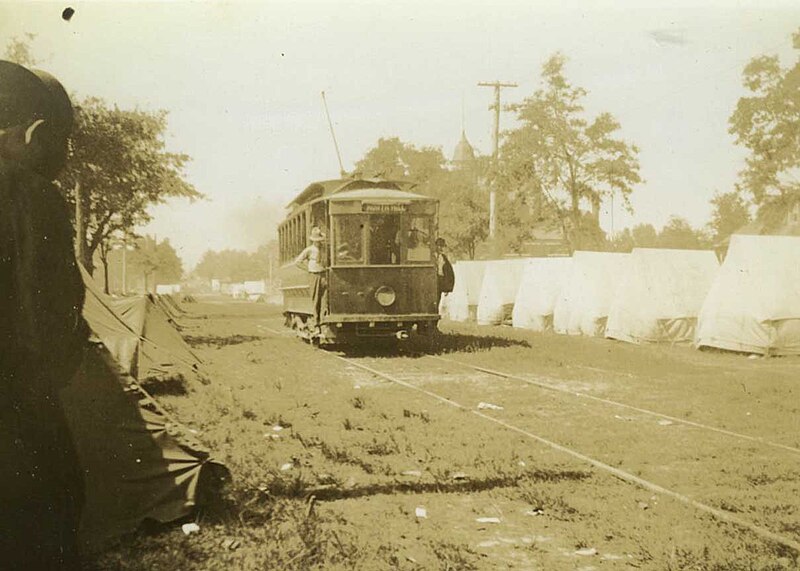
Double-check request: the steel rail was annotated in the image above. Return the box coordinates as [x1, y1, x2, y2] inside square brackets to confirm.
[429, 355, 800, 456]
[333, 354, 800, 554]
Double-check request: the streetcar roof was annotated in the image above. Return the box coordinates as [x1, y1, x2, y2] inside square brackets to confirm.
[287, 177, 421, 208]
[328, 188, 433, 202]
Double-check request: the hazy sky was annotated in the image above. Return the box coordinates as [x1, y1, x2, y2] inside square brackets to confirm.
[2, 1, 798, 267]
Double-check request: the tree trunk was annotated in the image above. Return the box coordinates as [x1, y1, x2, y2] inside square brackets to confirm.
[80, 248, 94, 275]
[99, 242, 110, 294]
[101, 256, 109, 294]
[591, 194, 601, 225]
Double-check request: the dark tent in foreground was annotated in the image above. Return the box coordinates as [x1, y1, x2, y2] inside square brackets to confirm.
[61, 268, 226, 548]
[80, 266, 206, 385]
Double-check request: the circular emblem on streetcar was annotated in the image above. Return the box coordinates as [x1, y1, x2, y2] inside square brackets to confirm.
[375, 286, 396, 307]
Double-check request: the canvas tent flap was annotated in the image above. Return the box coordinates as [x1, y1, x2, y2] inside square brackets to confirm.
[138, 296, 204, 383]
[477, 259, 530, 325]
[61, 342, 223, 549]
[155, 293, 188, 326]
[512, 257, 572, 331]
[695, 234, 800, 355]
[80, 270, 140, 373]
[553, 251, 629, 336]
[446, 261, 487, 322]
[80, 267, 204, 384]
[605, 248, 719, 344]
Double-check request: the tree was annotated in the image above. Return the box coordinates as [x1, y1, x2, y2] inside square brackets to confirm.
[499, 53, 642, 250]
[608, 223, 659, 252]
[353, 137, 447, 182]
[100, 235, 183, 294]
[657, 216, 710, 250]
[57, 98, 202, 273]
[4, 33, 39, 66]
[631, 223, 658, 247]
[419, 163, 489, 259]
[708, 191, 751, 243]
[729, 28, 800, 219]
[194, 249, 266, 283]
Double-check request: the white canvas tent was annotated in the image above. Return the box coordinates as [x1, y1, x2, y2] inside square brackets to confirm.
[512, 257, 572, 331]
[477, 259, 530, 325]
[605, 248, 719, 344]
[445, 261, 487, 322]
[696, 234, 800, 355]
[553, 251, 629, 336]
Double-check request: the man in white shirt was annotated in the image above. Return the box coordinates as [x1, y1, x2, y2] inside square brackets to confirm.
[295, 226, 327, 332]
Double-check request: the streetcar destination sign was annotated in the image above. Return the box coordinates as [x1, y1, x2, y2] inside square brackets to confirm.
[362, 203, 408, 213]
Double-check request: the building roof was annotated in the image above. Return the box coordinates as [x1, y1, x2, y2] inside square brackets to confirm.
[452, 130, 475, 163]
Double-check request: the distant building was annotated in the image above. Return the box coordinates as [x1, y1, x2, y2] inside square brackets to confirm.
[451, 129, 476, 167]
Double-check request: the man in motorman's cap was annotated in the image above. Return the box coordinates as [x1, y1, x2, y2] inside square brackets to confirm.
[0, 60, 87, 569]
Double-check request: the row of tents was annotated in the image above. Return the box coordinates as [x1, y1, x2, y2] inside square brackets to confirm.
[62, 267, 224, 550]
[442, 234, 800, 356]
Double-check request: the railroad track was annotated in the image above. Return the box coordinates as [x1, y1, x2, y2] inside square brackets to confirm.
[329, 351, 800, 555]
[259, 321, 800, 553]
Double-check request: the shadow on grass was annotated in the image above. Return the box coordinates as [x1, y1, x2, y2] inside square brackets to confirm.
[138, 376, 189, 396]
[304, 467, 590, 502]
[185, 334, 264, 348]
[334, 331, 530, 359]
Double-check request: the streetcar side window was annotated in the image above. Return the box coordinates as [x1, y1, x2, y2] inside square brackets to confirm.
[406, 216, 432, 262]
[333, 215, 365, 265]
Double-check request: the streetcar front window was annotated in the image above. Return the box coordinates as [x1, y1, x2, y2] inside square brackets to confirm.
[369, 214, 401, 265]
[406, 216, 432, 262]
[333, 215, 365, 265]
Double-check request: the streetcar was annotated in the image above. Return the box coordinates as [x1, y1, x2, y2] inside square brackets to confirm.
[277, 177, 440, 344]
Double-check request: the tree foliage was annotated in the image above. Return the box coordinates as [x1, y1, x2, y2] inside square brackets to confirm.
[658, 216, 710, 250]
[729, 28, 800, 213]
[418, 161, 489, 259]
[499, 53, 642, 251]
[609, 219, 710, 252]
[100, 235, 184, 293]
[58, 98, 202, 272]
[3, 33, 39, 66]
[708, 191, 751, 242]
[353, 137, 447, 182]
[194, 242, 278, 283]
[128, 237, 184, 284]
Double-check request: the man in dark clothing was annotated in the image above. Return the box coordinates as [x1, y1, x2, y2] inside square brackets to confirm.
[435, 237, 455, 307]
[0, 60, 87, 570]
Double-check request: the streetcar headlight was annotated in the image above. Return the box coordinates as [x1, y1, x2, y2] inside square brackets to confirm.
[375, 286, 396, 307]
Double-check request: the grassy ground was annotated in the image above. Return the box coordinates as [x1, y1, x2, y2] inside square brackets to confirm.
[87, 301, 800, 570]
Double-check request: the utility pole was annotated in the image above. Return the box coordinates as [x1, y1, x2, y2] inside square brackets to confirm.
[478, 81, 517, 239]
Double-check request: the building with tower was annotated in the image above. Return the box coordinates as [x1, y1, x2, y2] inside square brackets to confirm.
[451, 129, 476, 167]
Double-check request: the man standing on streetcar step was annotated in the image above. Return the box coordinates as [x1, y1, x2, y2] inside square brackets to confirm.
[435, 237, 455, 307]
[0, 60, 88, 570]
[295, 226, 327, 333]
